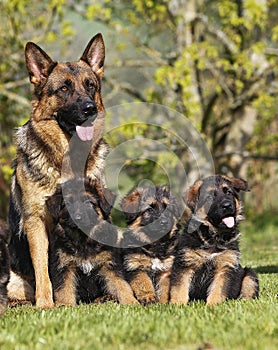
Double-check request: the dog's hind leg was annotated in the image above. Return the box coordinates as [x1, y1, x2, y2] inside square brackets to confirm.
[7, 271, 35, 305]
[239, 267, 259, 299]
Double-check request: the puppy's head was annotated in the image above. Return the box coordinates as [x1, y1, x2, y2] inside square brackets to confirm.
[121, 185, 180, 237]
[184, 175, 249, 231]
[46, 178, 116, 233]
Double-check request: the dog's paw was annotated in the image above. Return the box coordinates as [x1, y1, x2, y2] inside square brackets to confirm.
[136, 291, 157, 305]
[36, 297, 54, 309]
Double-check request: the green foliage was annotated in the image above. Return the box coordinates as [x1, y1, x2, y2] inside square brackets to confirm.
[0, 0, 277, 217]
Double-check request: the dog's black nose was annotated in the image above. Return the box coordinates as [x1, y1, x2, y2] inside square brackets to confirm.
[222, 201, 232, 210]
[159, 217, 169, 226]
[82, 102, 98, 119]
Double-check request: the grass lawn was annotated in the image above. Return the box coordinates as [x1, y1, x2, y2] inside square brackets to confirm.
[0, 213, 277, 350]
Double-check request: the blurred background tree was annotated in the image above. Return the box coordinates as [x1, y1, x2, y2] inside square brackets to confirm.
[0, 0, 277, 219]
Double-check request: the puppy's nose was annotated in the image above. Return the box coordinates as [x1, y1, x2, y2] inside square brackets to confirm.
[159, 217, 169, 226]
[74, 212, 82, 221]
[222, 201, 232, 210]
[82, 102, 98, 119]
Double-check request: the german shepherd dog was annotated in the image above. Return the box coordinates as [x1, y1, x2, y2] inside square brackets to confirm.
[170, 175, 259, 305]
[0, 220, 10, 315]
[8, 34, 108, 308]
[46, 177, 138, 306]
[121, 186, 180, 304]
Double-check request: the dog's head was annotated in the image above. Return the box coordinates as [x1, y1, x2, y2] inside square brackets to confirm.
[46, 178, 116, 236]
[184, 175, 249, 232]
[121, 185, 180, 239]
[25, 33, 105, 143]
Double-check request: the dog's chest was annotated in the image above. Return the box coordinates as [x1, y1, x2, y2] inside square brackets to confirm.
[182, 248, 239, 269]
[58, 249, 112, 274]
[124, 253, 174, 272]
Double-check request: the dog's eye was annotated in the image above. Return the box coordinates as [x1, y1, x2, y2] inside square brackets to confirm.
[60, 85, 69, 92]
[85, 80, 95, 90]
[223, 187, 232, 195]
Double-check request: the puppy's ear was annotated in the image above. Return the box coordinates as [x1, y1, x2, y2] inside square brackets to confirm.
[183, 180, 203, 212]
[46, 187, 63, 222]
[121, 188, 143, 223]
[99, 187, 117, 217]
[223, 176, 250, 192]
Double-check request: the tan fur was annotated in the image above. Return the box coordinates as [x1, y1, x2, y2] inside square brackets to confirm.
[54, 266, 77, 306]
[170, 269, 195, 305]
[206, 251, 239, 305]
[98, 265, 139, 305]
[7, 271, 35, 303]
[129, 271, 156, 304]
[240, 275, 259, 299]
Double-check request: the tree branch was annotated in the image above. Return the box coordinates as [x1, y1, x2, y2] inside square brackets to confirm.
[103, 77, 147, 102]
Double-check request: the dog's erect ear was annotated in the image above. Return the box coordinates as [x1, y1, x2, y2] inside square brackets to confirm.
[223, 176, 250, 192]
[46, 187, 63, 222]
[25, 42, 55, 85]
[121, 188, 144, 223]
[183, 180, 203, 211]
[99, 187, 117, 217]
[81, 33, 105, 78]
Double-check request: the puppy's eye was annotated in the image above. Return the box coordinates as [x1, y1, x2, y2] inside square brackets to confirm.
[223, 187, 232, 195]
[83, 199, 95, 207]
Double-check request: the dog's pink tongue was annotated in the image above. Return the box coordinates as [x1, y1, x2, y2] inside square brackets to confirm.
[222, 217, 235, 228]
[76, 125, 94, 141]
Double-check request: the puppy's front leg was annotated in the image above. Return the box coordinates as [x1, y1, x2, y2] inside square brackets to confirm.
[170, 268, 194, 305]
[54, 266, 77, 306]
[128, 270, 156, 304]
[99, 265, 139, 305]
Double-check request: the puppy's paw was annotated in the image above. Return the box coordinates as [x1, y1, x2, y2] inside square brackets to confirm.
[136, 291, 157, 305]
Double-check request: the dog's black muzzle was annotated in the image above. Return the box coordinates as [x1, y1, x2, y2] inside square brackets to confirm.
[56, 100, 98, 136]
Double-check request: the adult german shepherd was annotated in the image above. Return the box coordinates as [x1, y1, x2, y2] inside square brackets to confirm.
[8, 34, 108, 308]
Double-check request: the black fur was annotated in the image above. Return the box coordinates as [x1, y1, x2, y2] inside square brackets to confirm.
[0, 221, 10, 315]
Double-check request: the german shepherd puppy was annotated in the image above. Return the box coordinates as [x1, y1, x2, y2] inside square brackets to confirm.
[0, 220, 10, 315]
[170, 175, 259, 305]
[8, 34, 108, 308]
[46, 177, 138, 306]
[121, 186, 180, 304]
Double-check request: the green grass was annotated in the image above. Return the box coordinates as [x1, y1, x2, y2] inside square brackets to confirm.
[0, 214, 277, 350]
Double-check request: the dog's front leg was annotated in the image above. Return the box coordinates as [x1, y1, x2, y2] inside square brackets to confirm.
[128, 270, 156, 304]
[206, 268, 229, 305]
[99, 265, 139, 305]
[24, 216, 54, 308]
[54, 266, 77, 306]
[206, 251, 239, 306]
[169, 268, 194, 305]
[156, 270, 171, 303]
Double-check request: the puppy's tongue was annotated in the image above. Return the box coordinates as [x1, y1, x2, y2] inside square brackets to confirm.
[222, 216, 235, 228]
[76, 125, 94, 141]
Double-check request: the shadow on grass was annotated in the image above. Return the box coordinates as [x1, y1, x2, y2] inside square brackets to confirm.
[255, 265, 278, 274]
